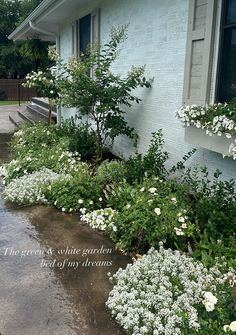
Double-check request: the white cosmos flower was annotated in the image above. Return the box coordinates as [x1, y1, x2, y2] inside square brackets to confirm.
[223, 325, 230, 332]
[154, 208, 161, 215]
[230, 321, 236, 332]
[204, 301, 215, 312]
[148, 187, 157, 194]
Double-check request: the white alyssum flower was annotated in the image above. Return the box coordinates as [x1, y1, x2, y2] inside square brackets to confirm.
[3, 168, 60, 205]
[107, 246, 222, 335]
[81, 208, 117, 232]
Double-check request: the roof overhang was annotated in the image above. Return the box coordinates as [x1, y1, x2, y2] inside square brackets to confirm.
[8, 0, 91, 42]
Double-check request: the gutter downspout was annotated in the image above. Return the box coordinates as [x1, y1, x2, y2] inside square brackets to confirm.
[29, 21, 62, 125]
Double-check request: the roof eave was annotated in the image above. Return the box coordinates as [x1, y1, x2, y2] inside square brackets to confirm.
[8, 0, 59, 41]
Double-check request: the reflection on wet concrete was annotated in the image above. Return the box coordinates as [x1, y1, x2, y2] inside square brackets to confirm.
[0, 135, 130, 335]
[0, 188, 130, 335]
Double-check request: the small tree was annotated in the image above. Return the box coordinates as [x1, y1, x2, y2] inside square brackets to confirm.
[59, 26, 152, 162]
[23, 68, 59, 125]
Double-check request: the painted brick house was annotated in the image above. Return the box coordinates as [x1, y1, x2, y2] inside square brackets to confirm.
[9, 0, 236, 180]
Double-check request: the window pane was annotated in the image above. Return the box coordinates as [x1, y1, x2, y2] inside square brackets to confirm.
[226, 0, 236, 24]
[219, 28, 236, 102]
[79, 14, 91, 54]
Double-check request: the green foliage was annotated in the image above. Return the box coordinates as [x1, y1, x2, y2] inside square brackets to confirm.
[180, 167, 236, 239]
[125, 130, 169, 184]
[6, 123, 89, 184]
[59, 26, 152, 161]
[96, 160, 127, 186]
[45, 171, 102, 214]
[108, 177, 195, 253]
[59, 117, 97, 159]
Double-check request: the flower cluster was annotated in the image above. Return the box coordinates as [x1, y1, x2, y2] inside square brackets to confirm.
[23, 70, 59, 99]
[224, 321, 236, 333]
[106, 245, 223, 335]
[3, 168, 60, 205]
[81, 208, 117, 232]
[176, 103, 236, 159]
[202, 291, 218, 311]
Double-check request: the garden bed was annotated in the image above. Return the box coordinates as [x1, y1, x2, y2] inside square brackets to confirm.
[0, 121, 235, 335]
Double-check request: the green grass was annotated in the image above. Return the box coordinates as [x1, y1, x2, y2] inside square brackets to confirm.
[0, 101, 26, 106]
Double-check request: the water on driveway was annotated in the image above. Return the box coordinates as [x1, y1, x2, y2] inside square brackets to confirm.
[0, 135, 129, 335]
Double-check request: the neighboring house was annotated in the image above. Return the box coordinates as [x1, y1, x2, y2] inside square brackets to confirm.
[9, 0, 236, 180]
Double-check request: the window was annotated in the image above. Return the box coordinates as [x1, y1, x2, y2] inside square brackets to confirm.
[79, 14, 91, 55]
[218, 0, 236, 102]
[72, 9, 100, 58]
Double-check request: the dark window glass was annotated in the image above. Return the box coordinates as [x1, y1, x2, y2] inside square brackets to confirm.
[226, 0, 236, 24]
[218, 0, 236, 102]
[79, 14, 91, 55]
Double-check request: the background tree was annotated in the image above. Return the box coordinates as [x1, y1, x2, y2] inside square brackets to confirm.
[0, 0, 51, 79]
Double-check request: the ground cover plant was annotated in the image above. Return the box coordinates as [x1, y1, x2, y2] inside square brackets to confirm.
[106, 245, 236, 335]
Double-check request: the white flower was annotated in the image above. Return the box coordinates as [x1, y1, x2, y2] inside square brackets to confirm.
[148, 187, 157, 194]
[62, 208, 66, 212]
[202, 291, 217, 312]
[178, 216, 185, 223]
[223, 325, 230, 332]
[171, 197, 177, 203]
[204, 301, 215, 311]
[140, 187, 145, 192]
[80, 207, 87, 215]
[78, 199, 83, 204]
[181, 223, 187, 229]
[154, 208, 161, 215]
[126, 204, 131, 209]
[203, 291, 218, 305]
[50, 90, 54, 94]
[230, 321, 236, 332]
[99, 197, 103, 201]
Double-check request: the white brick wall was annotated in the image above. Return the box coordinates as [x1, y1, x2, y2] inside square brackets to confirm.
[59, 0, 236, 181]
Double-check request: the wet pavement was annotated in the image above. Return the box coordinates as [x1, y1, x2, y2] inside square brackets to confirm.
[0, 133, 130, 335]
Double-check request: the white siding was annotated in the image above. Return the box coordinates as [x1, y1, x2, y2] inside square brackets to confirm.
[59, 0, 236, 181]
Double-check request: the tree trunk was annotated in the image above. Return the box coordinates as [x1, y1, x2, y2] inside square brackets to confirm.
[48, 98, 52, 125]
[95, 120, 102, 163]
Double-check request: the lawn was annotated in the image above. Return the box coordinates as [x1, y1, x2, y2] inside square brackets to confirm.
[0, 101, 26, 106]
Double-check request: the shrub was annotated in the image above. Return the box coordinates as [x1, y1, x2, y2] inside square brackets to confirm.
[96, 160, 127, 186]
[45, 171, 102, 213]
[3, 144, 85, 184]
[11, 123, 66, 157]
[106, 177, 195, 253]
[107, 245, 236, 335]
[125, 130, 169, 184]
[59, 117, 97, 159]
[180, 167, 236, 239]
